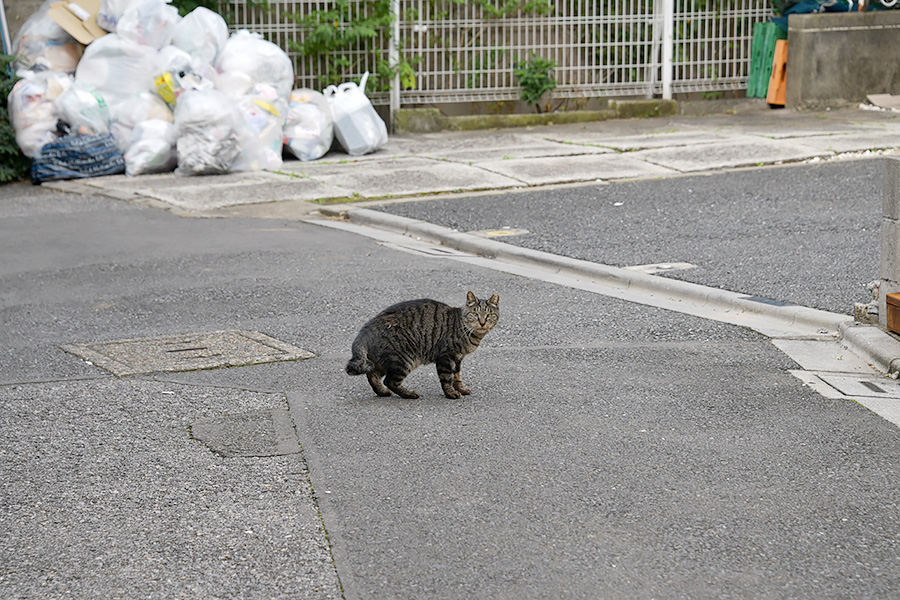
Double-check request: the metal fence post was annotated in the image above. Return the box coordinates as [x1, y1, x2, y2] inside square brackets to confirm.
[662, 0, 674, 100]
[389, 0, 401, 129]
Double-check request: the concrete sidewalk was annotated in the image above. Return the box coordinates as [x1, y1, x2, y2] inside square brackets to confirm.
[46, 105, 900, 218]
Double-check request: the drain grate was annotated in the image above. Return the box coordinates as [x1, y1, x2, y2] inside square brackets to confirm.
[61, 330, 314, 376]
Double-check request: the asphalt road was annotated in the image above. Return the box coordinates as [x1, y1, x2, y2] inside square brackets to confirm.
[373, 158, 884, 315]
[2, 182, 900, 599]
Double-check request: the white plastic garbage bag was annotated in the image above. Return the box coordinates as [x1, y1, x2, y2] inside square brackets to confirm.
[324, 72, 388, 156]
[170, 7, 228, 64]
[231, 84, 287, 172]
[124, 119, 177, 175]
[98, 0, 139, 32]
[109, 90, 173, 152]
[174, 89, 243, 176]
[8, 70, 73, 157]
[215, 30, 294, 102]
[54, 83, 111, 135]
[116, 0, 181, 49]
[283, 88, 333, 161]
[75, 33, 157, 107]
[12, 0, 83, 73]
[155, 44, 193, 75]
[152, 46, 217, 109]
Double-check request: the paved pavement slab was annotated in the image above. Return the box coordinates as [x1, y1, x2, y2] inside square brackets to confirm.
[791, 130, 900, 154]
[474, 153, 676, 184]
[632, 138, 829, 172]
[60, 170, 348, 211]
[417, 135, 613, 162]
[541, 129, 732, 151]
[283, 157, 523, 198]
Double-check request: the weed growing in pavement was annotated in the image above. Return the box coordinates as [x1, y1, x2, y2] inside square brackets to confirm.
[514, 53, 558, 114]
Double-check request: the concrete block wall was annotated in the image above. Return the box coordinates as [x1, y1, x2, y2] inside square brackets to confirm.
[881, 158, 900, 328]
[787, 11, 900, 110]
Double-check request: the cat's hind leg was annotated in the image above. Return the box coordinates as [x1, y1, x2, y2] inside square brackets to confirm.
[367, 370, 392, 397]
[383, 362, 420, 399]
[384, 371, 419, 400]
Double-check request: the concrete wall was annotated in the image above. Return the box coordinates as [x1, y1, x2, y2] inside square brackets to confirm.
[786, 10, 900, 110]
[881, 158, 900, 329]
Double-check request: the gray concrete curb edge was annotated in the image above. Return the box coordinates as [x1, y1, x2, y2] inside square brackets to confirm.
[320, 206, 900, 375]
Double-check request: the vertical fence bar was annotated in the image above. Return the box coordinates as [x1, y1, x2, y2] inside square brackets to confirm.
[662, 0, 674, 100]
[389, 0, 400, 120]
[649, 1, 661, 98]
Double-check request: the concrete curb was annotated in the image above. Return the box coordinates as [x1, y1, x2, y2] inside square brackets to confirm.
[840, 322, 900, 375]
[320, 206, 900, 375]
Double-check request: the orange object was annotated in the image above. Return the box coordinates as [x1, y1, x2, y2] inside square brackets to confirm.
[887, 293, 900, 334]
[766, 39, 788, 106]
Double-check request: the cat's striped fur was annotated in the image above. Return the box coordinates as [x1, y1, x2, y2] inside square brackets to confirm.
[346, 291, 500, 399]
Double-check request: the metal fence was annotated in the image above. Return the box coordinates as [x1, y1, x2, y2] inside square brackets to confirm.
[221, 1, 772, 107]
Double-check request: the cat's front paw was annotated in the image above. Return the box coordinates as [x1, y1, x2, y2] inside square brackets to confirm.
[455, 385, 471, 395]
[443, 389, 462, 399]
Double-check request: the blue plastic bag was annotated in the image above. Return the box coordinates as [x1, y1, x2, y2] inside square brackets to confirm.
[31, 132, 125, 184]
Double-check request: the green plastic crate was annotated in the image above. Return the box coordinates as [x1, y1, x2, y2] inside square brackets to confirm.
[747, 22, 787, 98]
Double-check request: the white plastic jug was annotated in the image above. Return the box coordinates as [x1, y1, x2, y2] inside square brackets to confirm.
[324, 72, 388, 156]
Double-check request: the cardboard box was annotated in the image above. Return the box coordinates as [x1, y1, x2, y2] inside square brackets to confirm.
[48, 0, 107, 46]
[887, 293, 900, 335]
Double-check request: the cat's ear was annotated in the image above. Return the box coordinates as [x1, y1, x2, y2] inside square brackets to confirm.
[467, 291, 477, 306]
[488, 293, 500, 307]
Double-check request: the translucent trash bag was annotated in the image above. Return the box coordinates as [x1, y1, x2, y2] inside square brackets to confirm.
[284, 88, 334, 162]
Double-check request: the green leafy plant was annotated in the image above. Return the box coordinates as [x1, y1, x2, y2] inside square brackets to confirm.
[169, 0, 216, 17]
[514, 52, 557, 113]
[288, 0, 549, 94]
[287, 0, 418, 91]
[170, 0, 240, 18]
[444, 0, 552, 18]
[1, 55, 31, 184]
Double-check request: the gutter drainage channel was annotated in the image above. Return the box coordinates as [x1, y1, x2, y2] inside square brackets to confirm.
[318, 207, 900, 376]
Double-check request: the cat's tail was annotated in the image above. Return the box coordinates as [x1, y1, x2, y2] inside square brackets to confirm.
[345, 353, 374, 376]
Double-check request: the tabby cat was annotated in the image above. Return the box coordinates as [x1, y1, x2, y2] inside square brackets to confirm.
[346, 291, 500, 399]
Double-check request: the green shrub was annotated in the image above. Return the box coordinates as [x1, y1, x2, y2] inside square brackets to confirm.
[169, 0, 219, 17]
[1, 56, 31, 184]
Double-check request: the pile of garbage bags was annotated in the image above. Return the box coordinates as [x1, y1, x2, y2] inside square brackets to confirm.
[9, 0, 388, 183]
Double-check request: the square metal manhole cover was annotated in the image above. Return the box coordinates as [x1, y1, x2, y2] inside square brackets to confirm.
[817, 374, 900, 400]
[61, 330, 314, 376]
